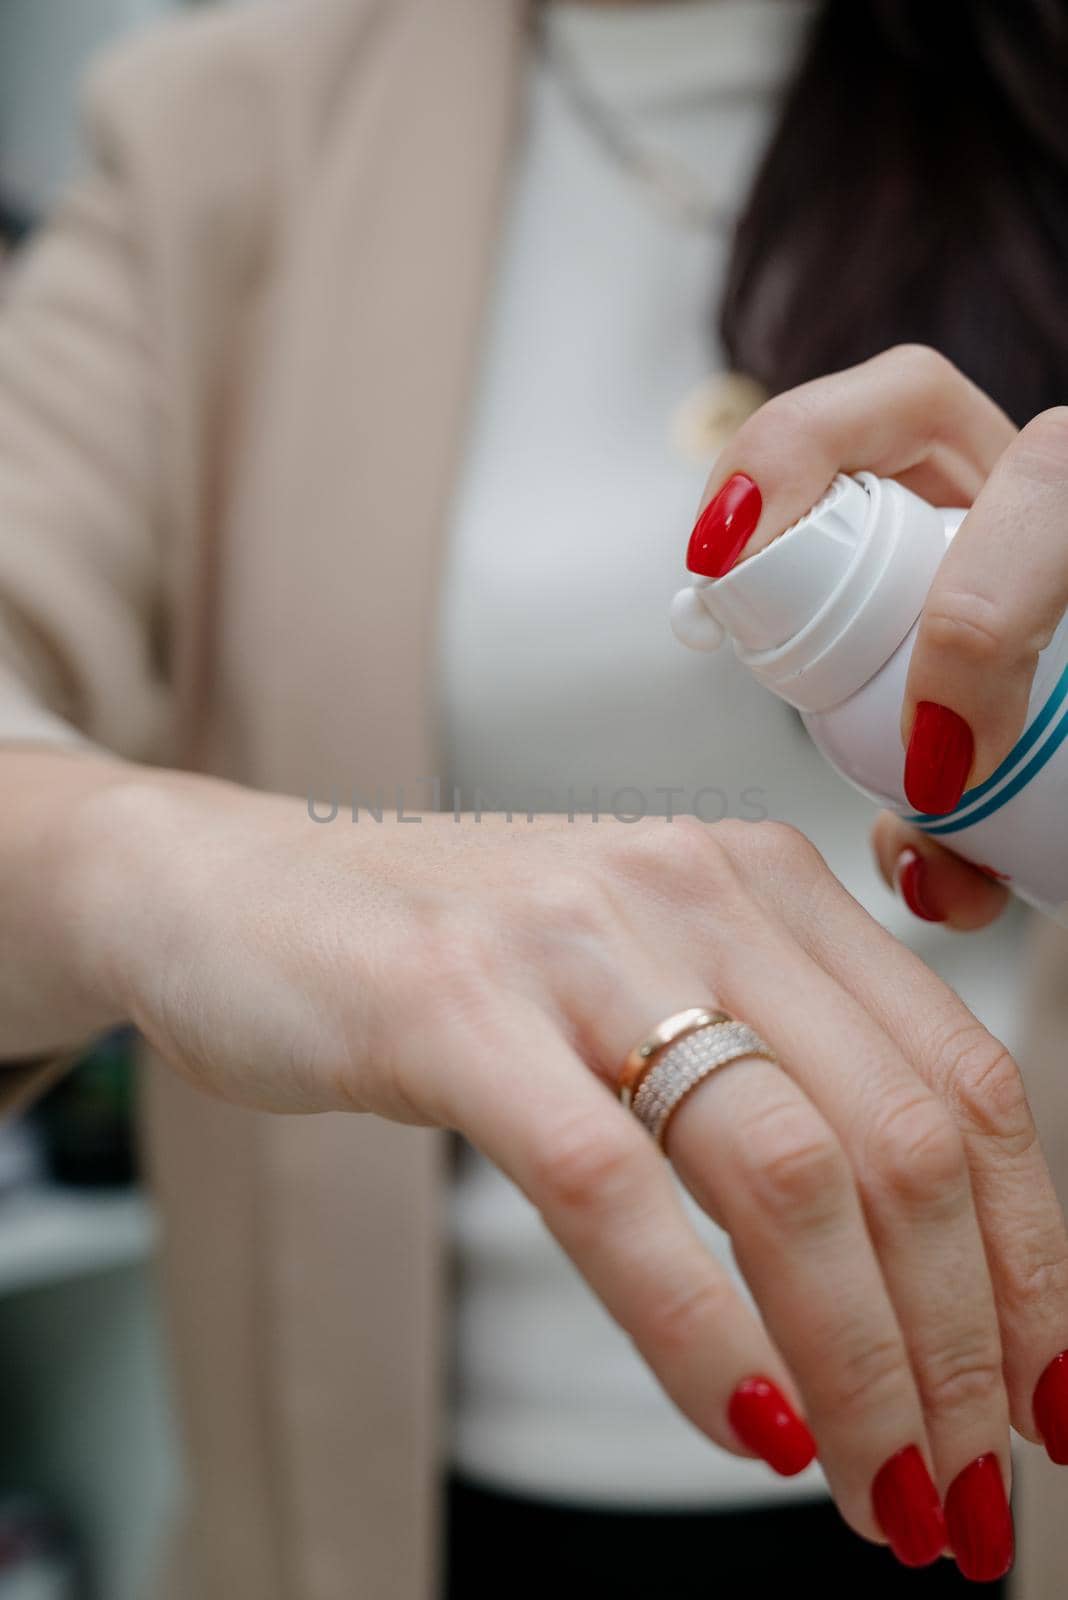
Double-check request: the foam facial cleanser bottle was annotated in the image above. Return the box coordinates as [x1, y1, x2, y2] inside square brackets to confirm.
[671, 472, 1068, 923]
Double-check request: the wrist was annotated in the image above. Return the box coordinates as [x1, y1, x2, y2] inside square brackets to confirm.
[0, 748, 146, 1055]
[52, 761, 227, 1041]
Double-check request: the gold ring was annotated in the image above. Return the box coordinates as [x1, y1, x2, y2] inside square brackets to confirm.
[630, 1020, 778, 1148]
[617, 1007, 728, 1109]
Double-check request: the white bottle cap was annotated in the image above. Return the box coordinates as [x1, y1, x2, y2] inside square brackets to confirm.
[671, 472, 950, 712]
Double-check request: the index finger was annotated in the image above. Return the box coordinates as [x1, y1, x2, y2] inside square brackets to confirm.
[686, 346, 1014, 580]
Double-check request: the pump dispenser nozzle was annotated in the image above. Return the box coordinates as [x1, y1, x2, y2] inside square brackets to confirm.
[671, 473, 949, 713]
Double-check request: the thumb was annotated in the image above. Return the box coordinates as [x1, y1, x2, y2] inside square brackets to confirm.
[903, 409, 1068, 815]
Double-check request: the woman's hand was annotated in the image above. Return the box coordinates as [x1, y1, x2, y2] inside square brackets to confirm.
[63, 765, 1068, 1577]
[689, 344, 1068, 929]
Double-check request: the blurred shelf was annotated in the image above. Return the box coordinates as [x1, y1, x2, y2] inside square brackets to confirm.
[0, 1186, 156, 1298]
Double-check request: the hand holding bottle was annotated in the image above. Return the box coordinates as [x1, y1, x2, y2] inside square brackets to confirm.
[683, 344, 1068, 928]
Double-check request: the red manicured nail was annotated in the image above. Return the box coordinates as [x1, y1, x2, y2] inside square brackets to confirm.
[895, 849, 946, 922]
[728, 1377, 817, 1476]
[686, 473, 763, 578]
[904, 702, 974, 816]
[1034, 1350, 1068, 1465]
[945, 1455, 1014, 1583]
[871, 1445, 946, 1568]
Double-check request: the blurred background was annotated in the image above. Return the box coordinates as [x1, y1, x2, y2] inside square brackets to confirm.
[0, 10, 210, 1597]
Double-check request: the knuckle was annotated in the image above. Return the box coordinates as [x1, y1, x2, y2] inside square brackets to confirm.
[735, 1098, 851, 1226]
[829, 1331, 909, 1419]
[666, 811, 719, 855]
[864, 1093, 967, 1210]
[888, 342, 957, 396]
[608, 814, 740, 901]
[738, 390, 816, 454]
[939, 1027, 1034, 1152]
[921, 589, 1011, 667]
[650, 812, 723, 869]
[361, 915, 502, 1123]
[643, 1277, 734, 1359]
[921, 1347, 1004, 1420]
[712, 821, 837, 928]
[1012, 406, 1068, 483]
[722, 818, 824, 879]
[398, 914, 498, 1034]
[533, 1112, 639, 1220]
[1000, 1242, 1068, 1318]
[632, 813, 711, 872]
[518, 870, 615, 946]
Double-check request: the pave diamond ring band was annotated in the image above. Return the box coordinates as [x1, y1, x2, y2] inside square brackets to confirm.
[619, 1009, 778, 1149]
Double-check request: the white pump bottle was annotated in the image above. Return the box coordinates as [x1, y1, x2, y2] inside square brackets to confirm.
[671, 473, 1068, 924]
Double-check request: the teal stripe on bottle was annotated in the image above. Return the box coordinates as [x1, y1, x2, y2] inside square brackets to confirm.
[904, 661, 1068, 830]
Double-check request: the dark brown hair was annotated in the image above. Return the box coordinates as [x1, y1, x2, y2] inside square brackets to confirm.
[720, 0, 1068, 425]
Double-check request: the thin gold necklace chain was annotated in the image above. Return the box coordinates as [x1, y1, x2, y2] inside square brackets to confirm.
[532, 8, 733, 235]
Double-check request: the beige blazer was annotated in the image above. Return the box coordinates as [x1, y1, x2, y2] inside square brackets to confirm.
[0, 2, 1064, 1596]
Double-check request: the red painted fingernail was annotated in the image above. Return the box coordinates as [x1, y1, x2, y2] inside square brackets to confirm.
[945, 1454, 1014, 1583]
[895, 849, 946, 922]
[728, 1377, 817, 1476]
[1034, 1350, 1068, 1465]
[871, 1445, 946, 1568]
[904, 702, 974, 816]
[686, 473, 763, 578]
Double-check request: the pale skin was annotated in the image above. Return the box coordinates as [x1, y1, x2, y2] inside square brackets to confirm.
[0, 3, 1065, 1551]
[701, 343, 1068, 929]
[3, 584, 1068, 1559]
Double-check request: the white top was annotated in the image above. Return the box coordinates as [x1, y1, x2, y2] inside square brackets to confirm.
[439, 0, 1028, 1508]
